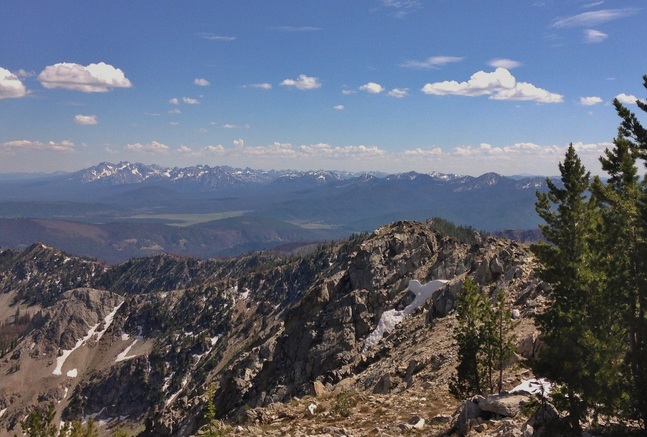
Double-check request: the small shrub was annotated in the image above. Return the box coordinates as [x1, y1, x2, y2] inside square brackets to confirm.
[330, 392, 357, 418]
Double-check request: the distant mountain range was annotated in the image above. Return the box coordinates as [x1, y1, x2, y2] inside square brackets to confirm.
[0, 162, 550, 262]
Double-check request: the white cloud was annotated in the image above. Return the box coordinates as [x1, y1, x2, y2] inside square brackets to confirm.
[177, 144, 227, 157]
[74, 114, 98, 125]
[615, 93, 638, 104]
[421, 68, 563, 103]
[488, 58, 522, 69]
[38, 62, 132, 92]
[552, 8, 638, 28]
[0, 67, 28, 99]
[125, 141, 170, 154]
[402, 147, 443, 157]
[168, 108, 181, 114]
[383, 0, 422, 18]
[491, 81, 564, 103]
[359, 82, 385, 94]
[201, 33, 236, 41]
[388, 88, 408, 98]
[15, 69, 34, 79]
[247, 83, 272, 90]
[341, 89, 356, 95]
[400, 56, 463, 69]
[580, 96, 603, 106]
[194, 78, 210, 86]
[0, 139, 75, 154]
[183, 97, 200, 104]
[281, 74, 321, 90]
[169, 97, 179, 105]
[584, 29, 608, 43]
[583, 2, 605, 8]
[334, 105, 345, 110]
[169, 121, 180, 126]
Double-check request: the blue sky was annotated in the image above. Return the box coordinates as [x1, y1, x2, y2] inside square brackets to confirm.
[0, 0, 645, 176]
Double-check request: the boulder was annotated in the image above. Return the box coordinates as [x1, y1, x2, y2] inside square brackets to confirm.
[312, 380, 326, 397]
[373, 374, 392, 394]
[478, 393, 528, 417]
[453, 399, 482, 436]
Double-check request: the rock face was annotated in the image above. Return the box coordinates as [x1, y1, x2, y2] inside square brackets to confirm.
[0, 219, 543, 436]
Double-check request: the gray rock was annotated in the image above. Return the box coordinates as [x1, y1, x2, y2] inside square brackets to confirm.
[373, 373, 392, 394]
[478, 393, 528, 417]
[453, 399, 482, 436]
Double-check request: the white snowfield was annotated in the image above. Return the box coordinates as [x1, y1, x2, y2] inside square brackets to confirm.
[116, 326, 144, 362]
[362, 279, 449, 352]
[53, 301, 124, 376]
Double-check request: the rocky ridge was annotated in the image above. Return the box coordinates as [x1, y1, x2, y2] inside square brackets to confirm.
[0, 220, 549, 436]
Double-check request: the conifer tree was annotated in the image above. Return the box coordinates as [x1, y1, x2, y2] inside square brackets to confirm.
[532, 144, 601, 435]
[608, 78, 647, 426]
[492, 288, 517, 393]
[591, 132, 643, 418]
[450, 277, 489, 398]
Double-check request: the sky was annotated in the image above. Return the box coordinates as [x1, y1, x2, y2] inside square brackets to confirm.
[1, 0, 646, 176]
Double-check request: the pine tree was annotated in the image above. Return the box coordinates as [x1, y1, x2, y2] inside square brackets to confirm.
[450, 277, 489, 398]
[492, 288, 517, 394]
[609, 77, 647, 426]
[532, 144, 601, 435]
[590, 132, 643, 419]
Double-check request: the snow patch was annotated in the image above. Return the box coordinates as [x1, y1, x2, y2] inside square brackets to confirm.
[0, 408, 6, 418]
[66, 368, 78, 378]
[116, 326, 143, 362]
[362, 279, 448, 352]
[165, 376, 189, 406]
[511, 378, 552, 398]
[53, 301, 123, 375]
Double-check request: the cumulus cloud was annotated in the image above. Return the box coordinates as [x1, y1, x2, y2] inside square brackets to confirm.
[183, 97, 200, 104]
[38, 62, 132, 92]
[0, 139, 75, 154]
[402, 147, 443, 157]
[580, 96, 603, 106]
[177, 144, 227, 157]
[488, 58, 522, 69]
[341, 89, 356, 95]
[334, 105, 345, 110]
[247, 83, 272, 90]
[281, 74, 321, 90]
[169, 97, 179, 105]
[194, 78, 210, 86]
[125, 141, 170, 154]
[615, 93, 638, 104]
[552, 8, 638, 28]
[74, 114, 98, 125]
[359, 82, 385, 94]
[388, 88, 408, 98]
[400, 56, 463, 69]
[584, 29, 608, 43]
[0, 67, 28, 99]
[421, 68, 563, 103]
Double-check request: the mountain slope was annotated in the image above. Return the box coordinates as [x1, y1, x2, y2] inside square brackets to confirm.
[0, 220, 547, 436]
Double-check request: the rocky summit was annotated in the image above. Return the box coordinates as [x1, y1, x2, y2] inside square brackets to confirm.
[0, 220, 548, 436]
